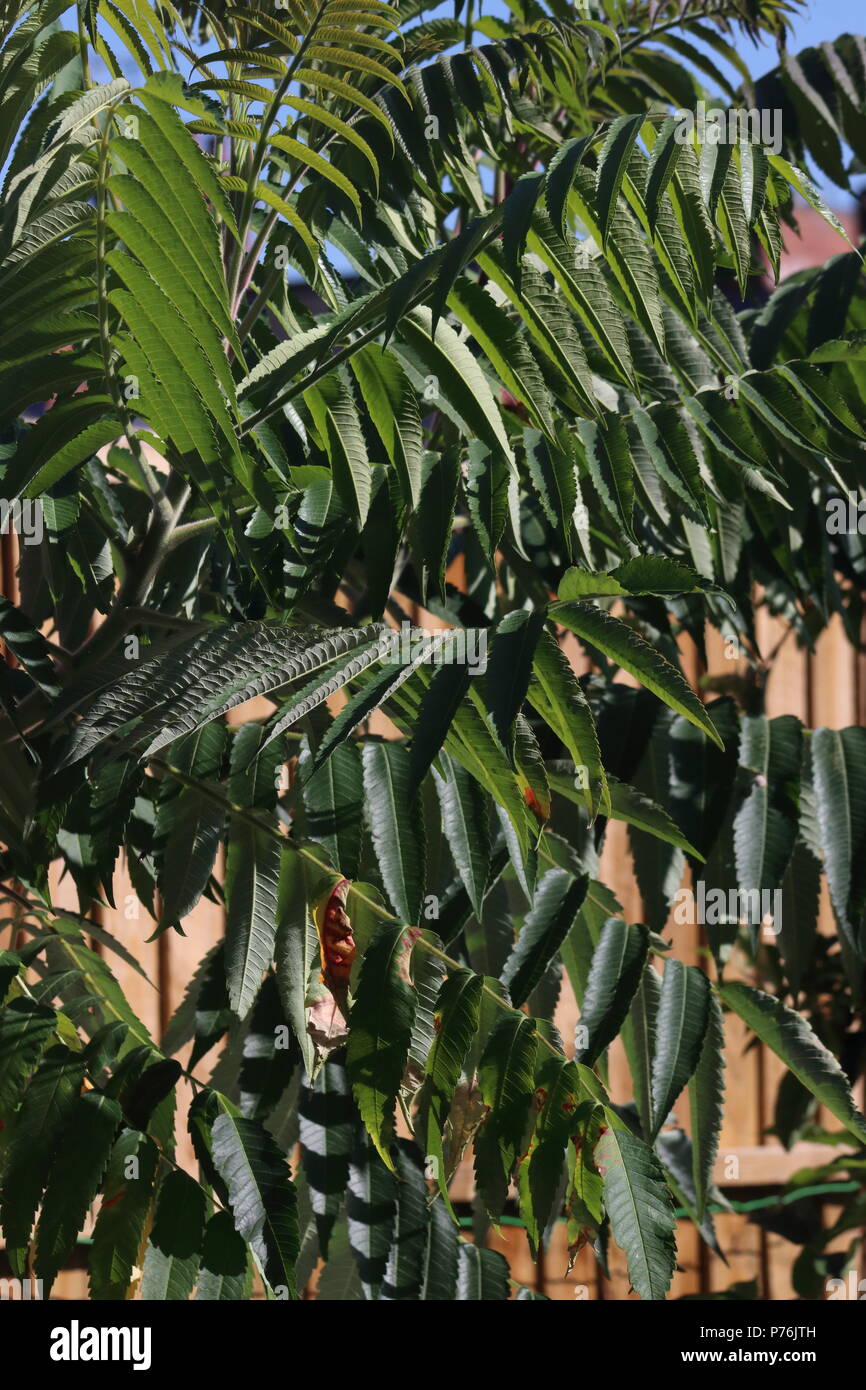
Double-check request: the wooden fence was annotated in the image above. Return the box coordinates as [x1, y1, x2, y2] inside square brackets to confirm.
[2, 535, 865, 1301]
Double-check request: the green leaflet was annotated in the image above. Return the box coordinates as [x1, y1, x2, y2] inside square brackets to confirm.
[719, 982, 866, 1147]
[415, 967, 482, 1218]
[396, 307, 514, 470]
[688, 992, 726, 1222]
[732, 714, 802, 917]
[237, 296, 379, 404]
[380, 1142, 429, 1300]
[164, 944, 232, 1070]
[644, 115, 683, 231]
[102, 1045, 179, 1147]
[716, 156, 752, 296]
[43, 928, 156, 1049]
[34, 1091, 123, 1293]
[195, 1211, 253, 1301]
[224, 726, 283, 1019]
[273, 850, 319, 1080]
[83, 1022, 129, 1075]
[299, 1055, 354, 1257]
[447, 278, 555, 437]
[569, 161, 666, 355]
[238, 974, 298, 1122]
[433, 754, 491, 918]
[306, 658, 424, 778]
[559, 878, 622, 1009]
[270, 134, 363, 220]
[606, 778, 702, 858]
[502, 169, 544, 290]
[553, 757, 696, 852]
[810, 726, 866, 957]
[88, 1128, 159, 1299]
[667, 698, 740, 866]
[597, 1118, 677, 1301]
[408, 660, 472, 796]
[349, 344, 422, 509]
[408, 448, 460, 603]
[517, 1055, 581, 1252]
[0, 950, 20, 1006]
[361, 741, 426, 924]
[667, 140, 716, 308]
[595, 114, 644, 248]
[346, 1125, 397, 1298]
[300, 739, 364, 881]
[0, 997, 56, 1125]
[346, 924, 419, 1169]
[575, 918, 649, 1066]
[544, 134, 593, 238]
[501, 869, 588, 1008]
[420, 1189, 460, 1299]
[314, 1212, 364, 1301]
[559, 555, 714, 600]
[456, 1242, 510, 1300]
[551, 601, 724, 749]
[5, 406, 125, 501]
[779, 838, 821, 997]
[578, 413, 634, 536]
[305, 368, 372, 528]
[158, 721, 227, 927]
[89, 758, 143, 904]
[524, 427, 578, 556]
[0, 594, 61, 696]
[528, 215, 636, 386]
[650, 960, 711, 1142]
[484, 608, 546, 762]
[262, 635, 393, 752]
[430, 213, 501, 335]
[476, 250, 599, 418]
[655, 1124, 724, 1260]
[360, 465, 404, 619]
[224, 816, 282, 1019]
[473, 1010, 537, 1217]
[141, 1169, 206, 1301]
[0, 1044, 85, 1276]
[463, 439, 510, 563]
[408, 928, 446, 1076]
[627, 711, 684, 934]
[565, 1102, 605, 1250]
[211, 1101, 300, 1297]
[619, 966, 661, 1146]
[528, 630, 608, 819]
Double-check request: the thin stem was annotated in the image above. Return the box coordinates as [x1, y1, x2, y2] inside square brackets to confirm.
[165, 505, 255, 553]
[231, 62, 427, 329]
[76, 8, 92, 88]
[228, 0, 332, 308]
[237, 260, 283, 342]
[231, 207, 280, 323]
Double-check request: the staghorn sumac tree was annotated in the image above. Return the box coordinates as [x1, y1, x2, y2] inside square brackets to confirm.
[1, 0, 866, 1303]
